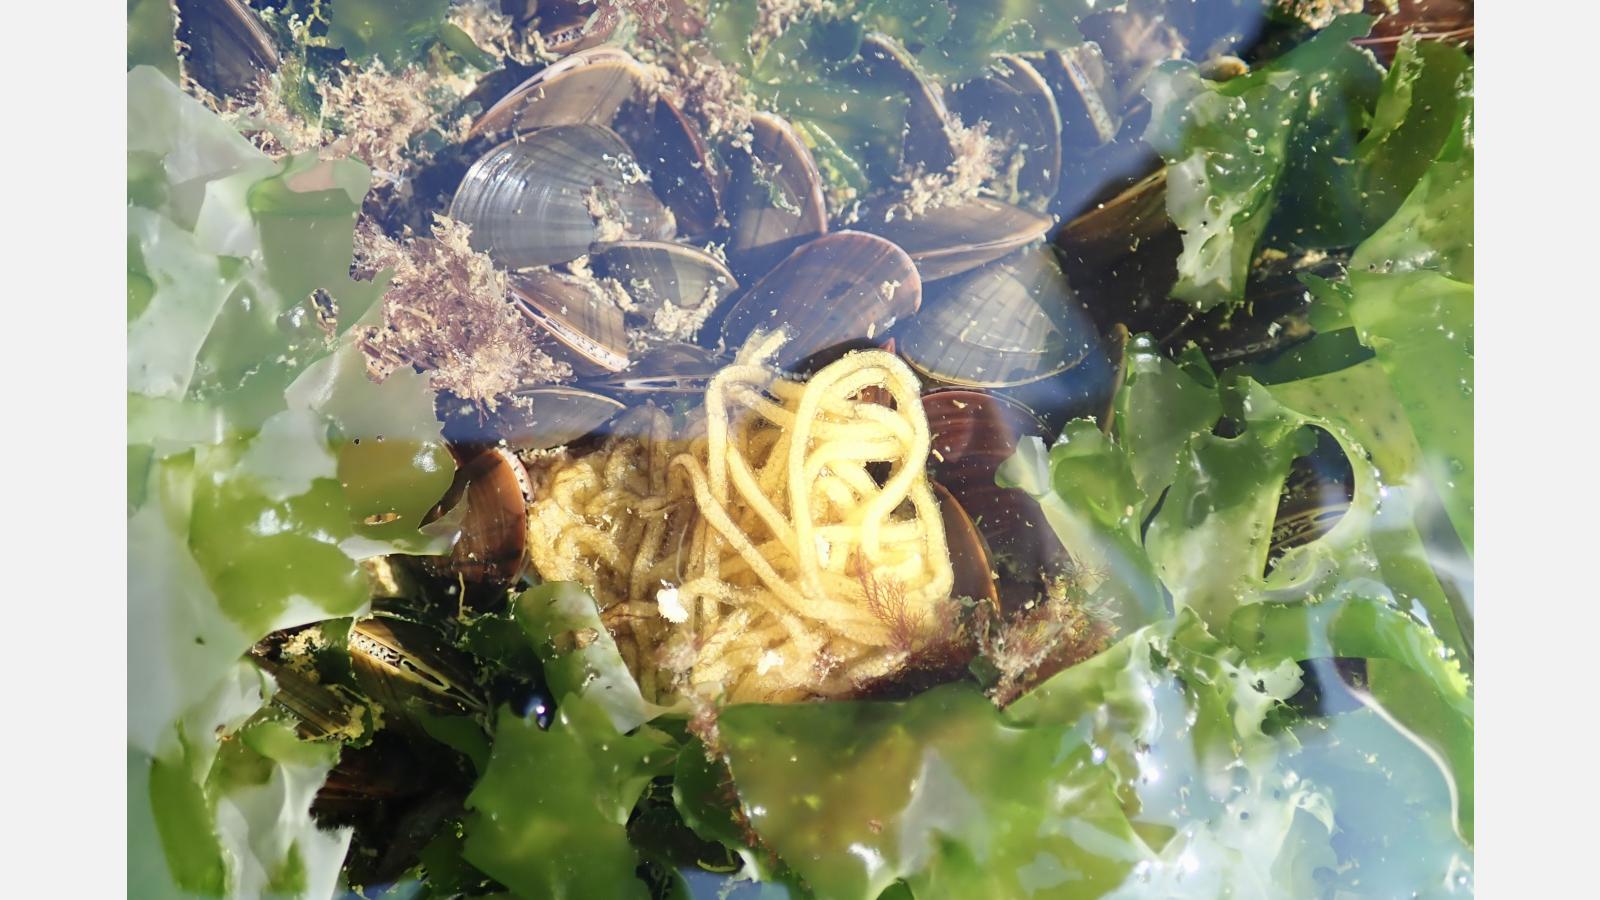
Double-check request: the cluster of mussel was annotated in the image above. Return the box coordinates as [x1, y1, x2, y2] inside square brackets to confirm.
[423, 38, 1161, 633]
[225, 3, 1379, 880]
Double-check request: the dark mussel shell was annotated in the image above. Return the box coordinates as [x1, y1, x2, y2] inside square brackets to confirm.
[1053, 162, 1192, 342]
[726, 112, 828, 278]
[252, 653, 366, 741]
[1029, 44, 1122, 154]
[1267, 425, 1355, 572]
[1055, 167, 1168, 273]
[924, 389, 1050, 482]
[175, 0, 279, 99]
[470, 46, 649, 139]
[439, 384, 626, 452]
[922, 389, 1071, 614]
[719, 231, 921, 371]
[534, 0, 624, 55]
[591, 239, 738, 323]
[1355, 0, 1474, 64]
[899, 245, 1097, 388]
[932, 481, 1001, 612]
[613, 95, 727, 237]
[449, 125, 674, 269]
[862, 196, 1054, 282]
[441, 446, 535, 583]
[585, 342, 724, 397]
[1165, 250, 1347, 367]
[951, 54, 1063, 208]
[349, 616, 487, 716]
[509, 268, 631, 376]
[853, 33, 958, 173]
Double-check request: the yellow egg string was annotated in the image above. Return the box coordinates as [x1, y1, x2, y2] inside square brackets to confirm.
[523, 331, 956, 703]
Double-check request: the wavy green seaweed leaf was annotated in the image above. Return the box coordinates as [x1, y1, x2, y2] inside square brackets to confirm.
[463, 699, 676, 900]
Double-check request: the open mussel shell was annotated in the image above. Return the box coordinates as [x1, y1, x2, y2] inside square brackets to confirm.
[592, 240, 738, 321]
[509, 268, 630, 376]
[854, 33, 957, 173]
[614, 95, 726, 237]
[349, 616, 487, 716]
[951, 55, 1063, 207]
[449, 125, 674, 269]
[726, 112, 828, 278]
[899, 246, 1097, 389]
[585, 342, 723, 397]
[443, 446, 535, 583]
[862, 197, 1053, 282]
[470, 46, 648, 139]
[175, 0, 279, 98]
[719, 231, 921, 371]
[440, 385, 626, 451]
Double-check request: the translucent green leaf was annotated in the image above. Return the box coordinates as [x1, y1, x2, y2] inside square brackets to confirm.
[1114, 335, 1222, 513]
[513, 582, 677, 734]
[716, 612, 1341, 899]
[1231, 597, 1473, 840]
[1343, 271, 1473, 554]
[1354, 38, 1473, 231]
[1145, 380, 1312, 626]
[1264, 362, 1470, 661]
[127, 0, 180, 79]
[463, 700, 676, 899]
[327, 0, 450, 64]
[720, 682, 1142, 900]
[1350, 149, 1474, 282]
[998, 428, 1167, 628]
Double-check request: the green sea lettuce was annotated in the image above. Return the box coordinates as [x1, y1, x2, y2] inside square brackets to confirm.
[1144, 15, 1380, 308]
[512, 582, 678, 734]
[1145, 16, 1472, 309]
[711, 611, 1351, 899]
[463, 700, 677, 899]
[128, 64, 456, 897]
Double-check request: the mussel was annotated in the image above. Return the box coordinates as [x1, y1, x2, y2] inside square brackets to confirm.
[442, 446, 535, 583]
[863, 197, 1054, 282]
[585, 342, 723, 398]
[349, 615, 486, 716]
[725, 112, 829, 278]
[509, 268, 631, 376]
[951, 54, 1063, 208]
[922, 389, 1072, 614]
[438, 385, 625, 453]
[1267, 425, 1355, 572]
[470, 46, 649, 139]
[449, 125, 674, 269]
[591, 239, 738, 329]
[719, 231, 921, 370]
[852, 33, 958, 173]
[899, 245, 1098, 389]
[175, 0, 278, 99]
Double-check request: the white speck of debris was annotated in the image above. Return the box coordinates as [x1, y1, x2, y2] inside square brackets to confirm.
[815, 535, 831, 566]
[757, 650, 785, 675]
[657, 583, 689, 623]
